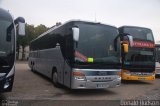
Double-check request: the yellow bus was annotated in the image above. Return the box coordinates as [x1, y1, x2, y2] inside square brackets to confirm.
[119, 26, 155, 80]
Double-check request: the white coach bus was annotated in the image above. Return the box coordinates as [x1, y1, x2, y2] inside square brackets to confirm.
[0, 8, 25, 92]
[155, 43, 160, 75]
[28, 20, 121, 89]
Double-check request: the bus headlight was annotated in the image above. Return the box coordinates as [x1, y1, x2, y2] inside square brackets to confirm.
[123, 70, 131, 76]
[72, 71, 86, 81]
[4, 81, 10, 89]
[75, 76, 86, 81]
[4, 78, 11, 89]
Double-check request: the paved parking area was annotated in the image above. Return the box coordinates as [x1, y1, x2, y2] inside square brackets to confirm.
[0, 62, 160, 105]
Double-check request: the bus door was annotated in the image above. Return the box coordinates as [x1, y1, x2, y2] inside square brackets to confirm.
[62, 34, 73, 88]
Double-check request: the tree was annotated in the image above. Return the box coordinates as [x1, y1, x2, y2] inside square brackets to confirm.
[34, 24, 48, 38]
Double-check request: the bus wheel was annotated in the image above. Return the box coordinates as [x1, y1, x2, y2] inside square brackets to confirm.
[31, 65, 35, 72]
[52, 72, 60, 87]
[31, 62, 35, 72]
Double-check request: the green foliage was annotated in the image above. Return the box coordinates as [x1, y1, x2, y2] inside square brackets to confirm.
[34, 24, 48, 38]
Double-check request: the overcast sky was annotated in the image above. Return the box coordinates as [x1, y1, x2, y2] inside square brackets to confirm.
[0, 0, 160, 41]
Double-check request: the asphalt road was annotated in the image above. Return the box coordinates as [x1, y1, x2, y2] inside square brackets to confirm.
[1, 61, 160, 106]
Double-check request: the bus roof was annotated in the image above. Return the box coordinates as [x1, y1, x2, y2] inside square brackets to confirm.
[31, 20, 117, 43]
[0, 8, 13, 22]
[119, 25, 152, 31]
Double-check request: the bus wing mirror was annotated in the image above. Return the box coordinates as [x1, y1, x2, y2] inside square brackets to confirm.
[119, 33, 133, 47]
[14, 17, 25, 36]
[72, 27, 79, 42]
[18, 22, 25, 36]
[127, 35, 133, 47]
[123, 44, 128, 53]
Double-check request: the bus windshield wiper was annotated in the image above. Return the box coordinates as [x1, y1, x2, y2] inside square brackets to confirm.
[94, 56, 119, 63]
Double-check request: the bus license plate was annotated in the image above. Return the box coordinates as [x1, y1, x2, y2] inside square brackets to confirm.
[97, 84, 108, 88]
[138, 77, 146, 80]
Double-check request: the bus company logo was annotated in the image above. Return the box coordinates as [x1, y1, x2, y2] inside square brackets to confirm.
[133, 41, 155, 48]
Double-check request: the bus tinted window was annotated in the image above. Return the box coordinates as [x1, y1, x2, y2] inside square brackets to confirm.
[124, 27, 154, 41]
[0, 20, 14, 56]
[75, 23, 120, 64]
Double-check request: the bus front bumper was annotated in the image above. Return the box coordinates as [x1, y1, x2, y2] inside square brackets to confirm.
[0, 74, 14, 92]
[122, 71, 155, 80]
[71, 76, 121, 89]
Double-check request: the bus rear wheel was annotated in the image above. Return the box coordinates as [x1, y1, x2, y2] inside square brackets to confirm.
[31, 65, 35, 72]
[52, 72, 60, 87]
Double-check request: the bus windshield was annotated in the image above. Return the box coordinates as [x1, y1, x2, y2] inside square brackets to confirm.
[156, 45, 160, 62]
[123, 27, 154, 42]
[124, 48, 154, 65]
[0, 19, 14, 57]
[74, 23, 120, 65]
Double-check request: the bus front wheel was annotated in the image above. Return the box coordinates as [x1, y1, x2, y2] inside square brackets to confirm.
[52, 72, 60, 87]
[30, 61, 35, 72]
